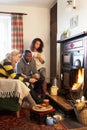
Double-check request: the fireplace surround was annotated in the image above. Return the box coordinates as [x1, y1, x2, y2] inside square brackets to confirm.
[57, 31, 87, 99]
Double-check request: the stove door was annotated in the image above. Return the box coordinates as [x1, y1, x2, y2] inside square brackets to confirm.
[62, 68, 73, 89]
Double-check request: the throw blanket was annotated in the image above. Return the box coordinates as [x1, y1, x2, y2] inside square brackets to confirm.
[0, 79, 30, 105]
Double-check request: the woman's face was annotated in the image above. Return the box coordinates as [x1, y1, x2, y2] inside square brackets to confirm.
[34, 41, 41, 50]
[13, 53, 21, 63]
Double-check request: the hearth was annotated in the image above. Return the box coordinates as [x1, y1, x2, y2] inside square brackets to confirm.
[57, 32, 87, 101]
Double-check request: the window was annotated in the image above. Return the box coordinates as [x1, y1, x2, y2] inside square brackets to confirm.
[0, 15, 11, 61]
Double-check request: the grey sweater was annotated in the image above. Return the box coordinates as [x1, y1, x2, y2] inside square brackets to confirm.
[16, 57, 38, 79]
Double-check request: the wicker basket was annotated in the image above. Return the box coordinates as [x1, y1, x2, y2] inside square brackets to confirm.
[77, 108, 87, 125]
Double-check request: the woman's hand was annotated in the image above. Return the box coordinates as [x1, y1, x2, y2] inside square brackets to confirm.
[37, 53, 41, 58]
[32, 74, 40, 80]
[33, 52, 44, 64]
[29, 78, 37, 83]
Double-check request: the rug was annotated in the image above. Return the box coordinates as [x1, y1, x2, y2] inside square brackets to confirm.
[0, 109, 68, 130]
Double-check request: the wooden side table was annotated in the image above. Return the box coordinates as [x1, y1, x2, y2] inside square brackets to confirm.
[30, 107, 56, 124]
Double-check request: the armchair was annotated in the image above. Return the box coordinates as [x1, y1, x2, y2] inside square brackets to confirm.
[0, 78, 29, 118]
[0, 97, 21, 118]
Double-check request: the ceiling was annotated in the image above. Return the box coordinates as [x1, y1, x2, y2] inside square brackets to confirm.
[0, 0, 57, 8]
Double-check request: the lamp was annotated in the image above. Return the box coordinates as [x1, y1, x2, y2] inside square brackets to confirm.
[73, 0, 76, 9]
[67, 0, 76, 9]
[67, 0, 72, 6]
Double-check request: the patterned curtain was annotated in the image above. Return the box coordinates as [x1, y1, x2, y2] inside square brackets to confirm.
[11, 15, 24, 52]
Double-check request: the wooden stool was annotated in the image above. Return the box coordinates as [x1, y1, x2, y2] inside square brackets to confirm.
[30, 107, 55, 124]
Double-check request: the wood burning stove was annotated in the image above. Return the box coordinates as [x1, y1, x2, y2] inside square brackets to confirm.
[57, 32, 87, 99]
[62, 39, 84, 89]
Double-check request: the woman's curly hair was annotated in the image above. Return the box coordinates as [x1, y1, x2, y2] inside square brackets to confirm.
[31, 38, 44, 53]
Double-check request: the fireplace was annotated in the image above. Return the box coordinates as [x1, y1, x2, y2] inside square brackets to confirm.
[57, 32, 87, 99]
[63, 68, 84, 90]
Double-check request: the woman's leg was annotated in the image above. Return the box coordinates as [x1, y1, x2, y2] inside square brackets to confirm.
[29, 84, 43, 104]
[38, 68, 48, 94]
[42, 81, 48, 94]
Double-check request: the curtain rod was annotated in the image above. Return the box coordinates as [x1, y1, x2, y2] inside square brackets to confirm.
[0, 11, 27, 15]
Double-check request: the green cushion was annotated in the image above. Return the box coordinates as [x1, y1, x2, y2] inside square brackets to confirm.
[0, 98, 21, 111]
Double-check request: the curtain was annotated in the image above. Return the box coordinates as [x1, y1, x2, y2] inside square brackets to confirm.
[11, 15, 24, 52]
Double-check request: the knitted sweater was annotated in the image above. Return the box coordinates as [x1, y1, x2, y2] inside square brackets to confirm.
[0, 59, 29, 82]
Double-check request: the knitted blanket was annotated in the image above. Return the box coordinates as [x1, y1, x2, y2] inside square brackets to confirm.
[0, 79, 30, 105]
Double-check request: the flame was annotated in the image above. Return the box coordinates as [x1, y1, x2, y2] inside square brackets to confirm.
[78, 69, 84, 83]
[72, 69, 84, 90]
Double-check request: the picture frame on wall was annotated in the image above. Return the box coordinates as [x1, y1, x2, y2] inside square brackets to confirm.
[70, 15, 78, 29]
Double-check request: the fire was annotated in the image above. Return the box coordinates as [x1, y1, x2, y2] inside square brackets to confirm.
[78, 69, 84, 83]
[72, 69, 84, 90]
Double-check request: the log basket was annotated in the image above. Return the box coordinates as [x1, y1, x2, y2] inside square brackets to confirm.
[76, 107, 87, 125]
[75, 101, 87, 126]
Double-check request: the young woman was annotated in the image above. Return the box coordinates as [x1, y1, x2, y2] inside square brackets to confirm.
[0, 49, 37, 107]
[31, 38, 48, 95]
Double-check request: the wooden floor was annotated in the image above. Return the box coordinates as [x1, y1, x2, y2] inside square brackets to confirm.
[63, 118, 87, 130]
[47, 94, 87, 130]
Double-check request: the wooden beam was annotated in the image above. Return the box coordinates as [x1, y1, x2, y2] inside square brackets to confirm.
[0, 11, 27, 15]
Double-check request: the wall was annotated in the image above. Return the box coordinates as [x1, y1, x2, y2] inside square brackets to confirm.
[0, 5, 50, 82]
[57, 0, 87, 86]
[57, 0, 87, 39]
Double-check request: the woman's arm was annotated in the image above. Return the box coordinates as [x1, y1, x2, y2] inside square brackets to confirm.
[37, 53, 45, 64]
